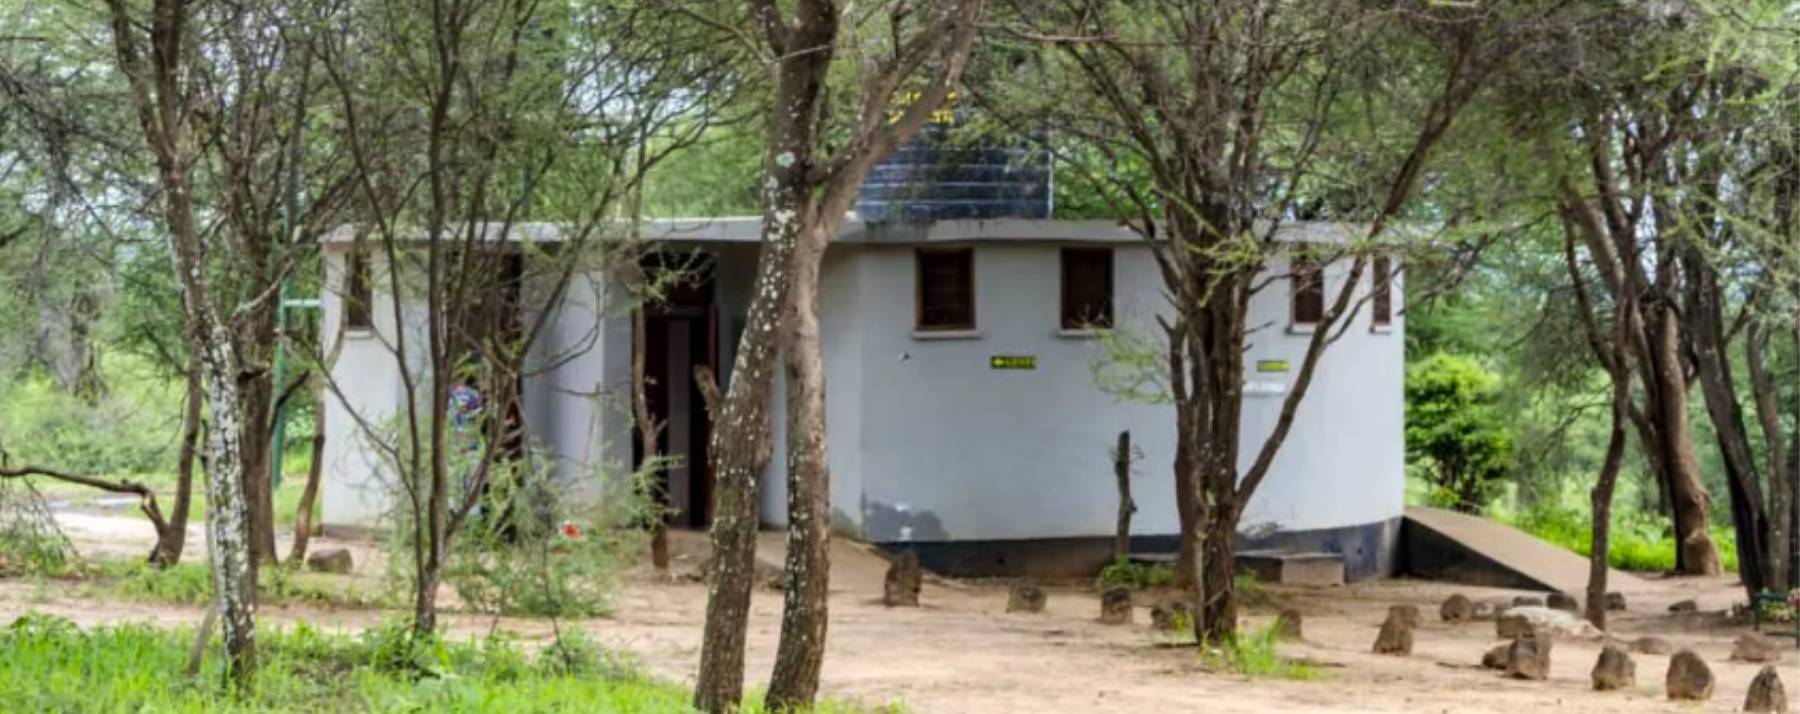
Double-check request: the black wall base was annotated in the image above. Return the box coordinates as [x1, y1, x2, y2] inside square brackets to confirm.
[876, 518, 1400, 582]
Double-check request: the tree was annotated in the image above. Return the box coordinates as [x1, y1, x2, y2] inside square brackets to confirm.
[689, 2, 983, 710]
[990, 0, 1553, 644]
[1405, 353, 1513, 514]
[314, 0, 731, 637]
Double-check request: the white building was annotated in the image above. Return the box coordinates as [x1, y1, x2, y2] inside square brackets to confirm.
[316, 218, 1404, 579]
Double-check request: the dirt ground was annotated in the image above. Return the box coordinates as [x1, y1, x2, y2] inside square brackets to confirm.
[4, 513, 1794, 713]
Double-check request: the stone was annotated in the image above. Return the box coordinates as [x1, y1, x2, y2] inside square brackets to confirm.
[1744, 665, 1789, 713]
[1506, 634, 1553, 681]
[1732, 633, 1785, 664]
[1496, 606, 1605, 640]
[1388, 604, 1422, 629]
[1513, 595, 1546, 608]
[1471, 600, 1502, 622]
[1481, 643, 1510, 669]
[1099, 586, 1133, 625]
[1669, 599, 1698, 613]
[1274, 608, 1304, 642]
[883, 551, 921, 607]
[1150, 600, 1192, 631]
[1629, 636, 1673, 655]
[1006, 579, 1046, 614]
[305, 547, 353, 575]
[1664, 649, 1714, 701]
[1590, 645, 1635, 691]
[1440, 594, 1474, 623]
[1546, 591, 1580, 613]
[1603, 591, 1627, 611]
[1372, 613, 1413, 656]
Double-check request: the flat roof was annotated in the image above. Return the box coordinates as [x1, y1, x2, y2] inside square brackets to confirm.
[320, 217, 1366, 245]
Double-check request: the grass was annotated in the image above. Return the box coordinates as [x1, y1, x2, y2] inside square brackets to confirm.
[1201, 625, 1318, 681]
[1506, 503, 1740, 573]
[0, 613, 900, 713]
[66, 559, 391, 610]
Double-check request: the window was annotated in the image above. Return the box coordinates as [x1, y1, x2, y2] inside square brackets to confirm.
[916, 248, 975, 330]
[1060, 247, 1113, 329]
[1291, 255, 1324, 326]
[345, 248, 372, 330]
[1371, 255, 1393, 327]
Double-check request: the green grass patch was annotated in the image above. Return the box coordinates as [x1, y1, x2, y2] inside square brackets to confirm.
[79, 559, 390, 609]
[1096, 558, 1174, 590]
[0, 613, 898, 713]
[1201, 624, 1318, 681]
[1507, 504, 1739, 573]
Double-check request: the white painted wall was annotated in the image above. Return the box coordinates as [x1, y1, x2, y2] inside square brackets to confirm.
[771, 241, 1405, 544]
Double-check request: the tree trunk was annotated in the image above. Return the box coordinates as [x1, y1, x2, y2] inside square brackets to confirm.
[149, 352, 202, 568]
[692, 123, 810, 714]
[630, 308, 669, 570]
[197, 331, 259, 689]
[1648, 308, 1721, 576]
[238, 354, 279, 566]
[1114, 431, 1134, 562]
[766, 220, 833, 711]
[285, 390, 326, 565]
[1747, 322, 1787, 591]
[1586, 369, 1629, 630]
[1195, 509, 1238, 645]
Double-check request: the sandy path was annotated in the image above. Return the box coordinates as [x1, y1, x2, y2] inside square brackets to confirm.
[4, 515, 1792, 713]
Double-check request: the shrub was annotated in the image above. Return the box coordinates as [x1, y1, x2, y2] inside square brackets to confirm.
[0, 354, 182, 478]
[1405, 353, 1513, 514]
[1096, 558, 1175, 590]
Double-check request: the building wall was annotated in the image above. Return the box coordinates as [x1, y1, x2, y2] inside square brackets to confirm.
[786, 241, 1404, 574]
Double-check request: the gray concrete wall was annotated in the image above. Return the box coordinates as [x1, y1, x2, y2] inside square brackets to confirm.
[764, 241, 1405, 547]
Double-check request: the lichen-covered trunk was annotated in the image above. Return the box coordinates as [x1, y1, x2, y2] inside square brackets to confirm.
[766, 221, 832, 711]
[149, 353, 203, 568]
[693, 139, 811, 714]
[197, 328, 258, 689]
[1648, 308, 1721, 576]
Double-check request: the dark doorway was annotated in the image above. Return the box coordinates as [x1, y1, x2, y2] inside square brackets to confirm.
[634, 253, 718, 528]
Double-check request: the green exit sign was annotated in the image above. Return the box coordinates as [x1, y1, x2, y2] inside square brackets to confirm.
[990, 355, 1037, 370]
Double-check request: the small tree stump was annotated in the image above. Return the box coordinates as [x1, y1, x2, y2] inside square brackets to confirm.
[1387, 604, 1422, 629]
[883, 551, 922, 607]
[1731, 632, 1784, 664]
[1098, 586, 1133, 625]
[1274, 608, 1303, 642]
[1668, 599, 1698, 613]
[1480, 643, 1509, 669]
[1545, 591, 1579, 614]
[306, 547, 353, 575]
[1513, 595, 1545, 608]
[1006, 578, 1047, 614]
[1372, 613, 1413, 655]
[1591, 644, 1635, 691]
[1440, 594, 1474, 623]
[1744, 665, 1789, 714]
[1496, 612, 1537, 640]
[1506, 633, 1552, 681]
[1602, 591, 1626, 612]
[1665, 649, 1714, 701]
[1150, 600, 1192, 631]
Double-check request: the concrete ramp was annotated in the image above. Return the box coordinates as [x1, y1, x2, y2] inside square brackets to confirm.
[1403, 506, 1650, 595]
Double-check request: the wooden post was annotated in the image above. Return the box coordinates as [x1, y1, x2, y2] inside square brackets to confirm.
[1114, 431, 1134, 562]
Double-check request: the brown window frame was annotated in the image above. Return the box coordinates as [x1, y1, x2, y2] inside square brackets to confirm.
[1291, 254, 1324, 326]
[1060, 247, 1114, 330]
[345, 247, 373, 330]
[915, 247, 976, 331]
[1371, 254, 1393, 327]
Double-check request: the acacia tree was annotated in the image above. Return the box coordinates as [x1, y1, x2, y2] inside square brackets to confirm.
[314, 0, 732, 636]
[992, 0, 1563, 643]
[686, 2, 983, 710]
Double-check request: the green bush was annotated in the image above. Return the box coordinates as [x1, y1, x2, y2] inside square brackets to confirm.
[1511, 502, 1739, 573]
[0, 353, 183, 478]
[1405, 353, 1513, 514]
[1096, 558, 1175, 590]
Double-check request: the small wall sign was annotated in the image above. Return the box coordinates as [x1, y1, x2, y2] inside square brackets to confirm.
[990, 354, 1037, 370]
[1256, 359, 1291, 373]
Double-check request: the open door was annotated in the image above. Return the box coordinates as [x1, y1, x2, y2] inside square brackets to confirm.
[633, 253, 717, 528]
